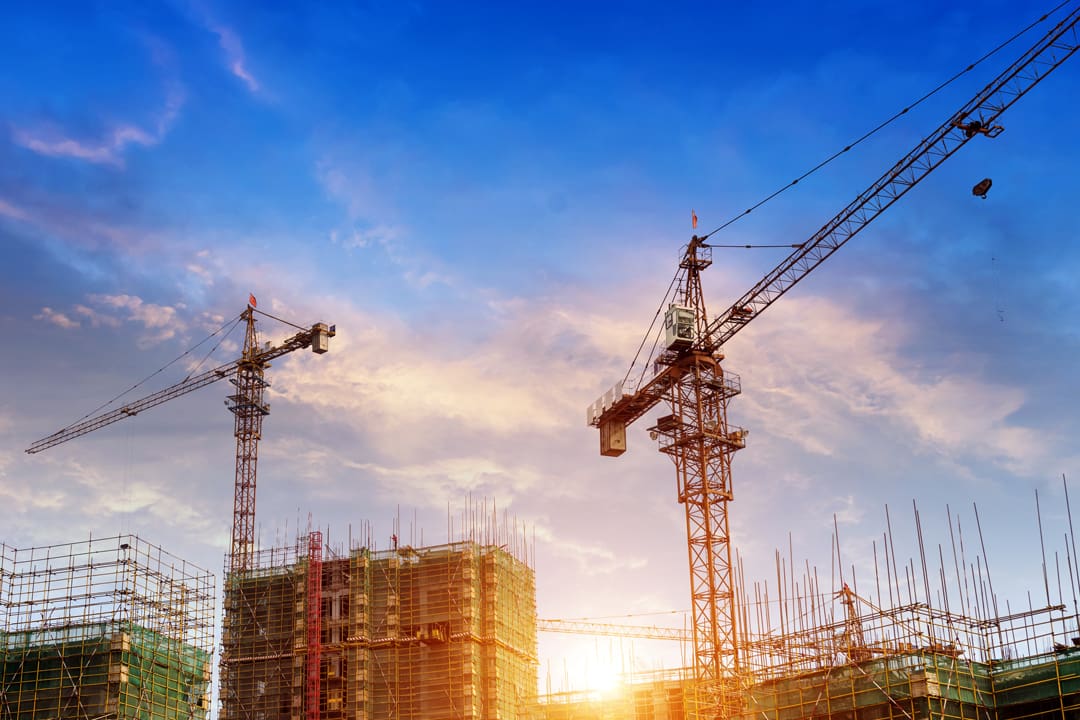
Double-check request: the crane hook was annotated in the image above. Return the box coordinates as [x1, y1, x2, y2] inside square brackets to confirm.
[972, 177, 992, 199]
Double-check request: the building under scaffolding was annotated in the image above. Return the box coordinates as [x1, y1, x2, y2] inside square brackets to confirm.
[536, 607, 1080, 720]
[0, 535, 216, 720]
[536, 499, 1080, 720]
[221, 533, 537, 720]
[736, 598, 1080, 720]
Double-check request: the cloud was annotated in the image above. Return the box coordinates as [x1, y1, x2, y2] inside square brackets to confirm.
[208, 23, 259, 93]
[830, 494, 864, 526]
[317, 160, 386, 222]
[350, 455, 542, 509]
[85, 294, 184, 345]
[271, 295, 625, 449]
[0, 197, 30, 221]
[11, 86, 185, 168]
[341, 224, 402, 250]
[35, 294, 190, 346]
[91, 294, 178, 329]
[186, 262, 213, 283]
[734, 295, 1051, 477]
[5, 456, 220, 537]
[73, 304, 122, 328]
[533, 522, 648, 576]
[34, 307, 80, 329]
[0, 192, 156, 258]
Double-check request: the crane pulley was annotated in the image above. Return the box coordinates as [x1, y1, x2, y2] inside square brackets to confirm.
[588, 7, 1080, 719]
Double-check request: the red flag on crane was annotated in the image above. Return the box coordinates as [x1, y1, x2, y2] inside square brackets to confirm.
[248, 294, 257, 308]
[692, 209, 698, 229]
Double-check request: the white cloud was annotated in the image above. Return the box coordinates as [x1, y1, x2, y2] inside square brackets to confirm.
[344, 224, 401, 250]
[317, 162, 380, 220]
[830, 494, 864, 526]
[39, 294, 190, 347]
[186, 263, 213, 282]
[73, 304, 122, 328]
[0, 192, 155, 255]
[34, 307, 80, 329]
[12, 86, 185, 167]
[208, 24, 259, 93]
[270, 295, 630, 451]
[533, 522, 648, 576]
[12, 456, 220, 537]
[733, 295, 1049, 476]
[0, 197, 30, 221]
[316, 157, 426, 274]
[90, 294, 179, 329]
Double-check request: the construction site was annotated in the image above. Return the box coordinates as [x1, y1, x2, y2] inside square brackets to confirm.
[6, 509, 1080, 720]
[532, 487, 1080, 720]
[6, 4, 1080, 720]
[220, 519, 538, 720]
[0, 535, 216, 720]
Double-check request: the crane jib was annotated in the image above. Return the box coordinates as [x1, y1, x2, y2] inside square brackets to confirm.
[25, 319, 337, 454]
[589, 8, 1080, 456]
[706, 8, 1080, 350]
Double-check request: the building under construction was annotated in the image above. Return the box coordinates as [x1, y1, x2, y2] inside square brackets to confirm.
[733, 595, 1080, 720]
[221, 523, 537, 720]
[535, 500, 1080, 720]
[538, 625, 1080, 720]
[0, 534, 215, 720]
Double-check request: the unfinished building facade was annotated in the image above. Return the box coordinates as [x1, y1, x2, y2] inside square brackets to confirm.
[734, 600, 1080, 720]
[0, 534, 215, 720]
[221, 535, 537, 720]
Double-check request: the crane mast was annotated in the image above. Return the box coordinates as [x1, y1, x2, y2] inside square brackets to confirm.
[229, 308, 273, 573]
[589, 8, 1080, 720]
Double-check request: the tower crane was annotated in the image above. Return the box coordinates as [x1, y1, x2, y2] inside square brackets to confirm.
[26, 303, 335, 575]
[587, 9, 1079, 719]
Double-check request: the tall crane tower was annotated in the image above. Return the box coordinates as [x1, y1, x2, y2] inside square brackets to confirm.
[587, 9, 1080, 719]
[26, 303, 335, 575]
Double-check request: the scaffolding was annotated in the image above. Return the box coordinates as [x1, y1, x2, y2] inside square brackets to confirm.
[533, 602, 1080, 720]
[0, 534, 215, 720]
[536, 669, 691, 720]
[533, 494, 1080, 720]
[220, 543, 305, 720]
[731, 497, 1080, 720]
[737, 611, 1080, 720]
[221, 525, 537, 720]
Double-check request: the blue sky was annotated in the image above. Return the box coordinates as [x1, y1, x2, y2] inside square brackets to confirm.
[3, 0, 1080, 694]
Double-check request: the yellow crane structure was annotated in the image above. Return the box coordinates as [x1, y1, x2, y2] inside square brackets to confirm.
[538, 617, 691, 643]
[26, 303, 335, 575]
[587, 9, 1080, 719]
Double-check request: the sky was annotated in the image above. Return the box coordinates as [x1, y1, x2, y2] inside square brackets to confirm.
[3, 0, 1080, 698]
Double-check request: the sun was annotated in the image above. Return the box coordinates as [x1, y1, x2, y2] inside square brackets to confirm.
[584, 660, 624, 697]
